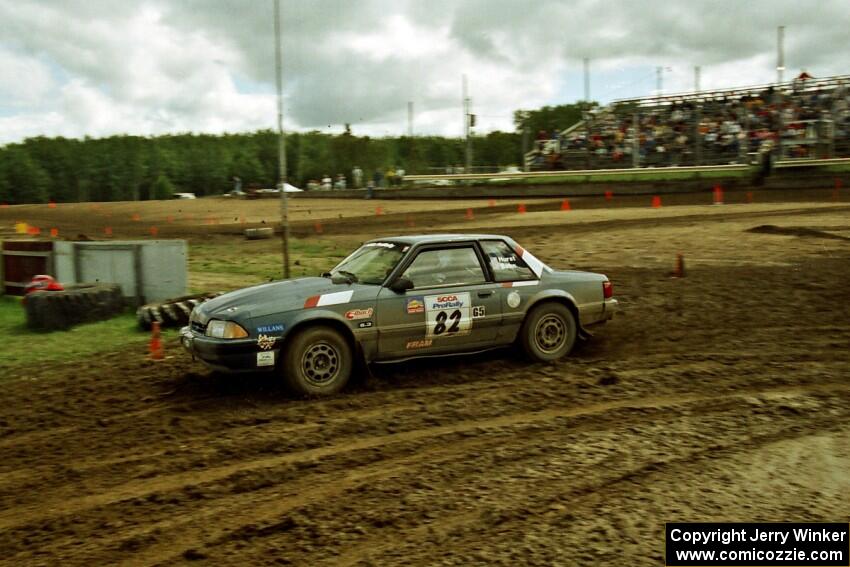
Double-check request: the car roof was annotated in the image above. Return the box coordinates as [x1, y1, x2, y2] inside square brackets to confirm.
[366, 234, 513, 246]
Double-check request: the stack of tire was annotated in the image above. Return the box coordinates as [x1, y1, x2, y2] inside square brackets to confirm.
[25, 283, 125, 331]
[136, 292, 222, 330]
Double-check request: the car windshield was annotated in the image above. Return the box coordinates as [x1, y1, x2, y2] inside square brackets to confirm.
[330, 241, 407, 285]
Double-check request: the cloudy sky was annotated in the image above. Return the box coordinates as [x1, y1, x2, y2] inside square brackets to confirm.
[1, 0, 848, 143]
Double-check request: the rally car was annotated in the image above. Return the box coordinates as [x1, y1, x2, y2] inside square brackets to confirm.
[181, 234, 617, 395]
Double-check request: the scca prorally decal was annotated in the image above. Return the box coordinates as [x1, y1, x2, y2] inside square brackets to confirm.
[257, 323, 285, 333]
[304, 289, 355, 308]
[345, 307, 373, 320]
[424, 292, 472, 337]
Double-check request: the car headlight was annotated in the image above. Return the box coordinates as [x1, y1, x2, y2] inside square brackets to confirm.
[205, 320, 249, 339]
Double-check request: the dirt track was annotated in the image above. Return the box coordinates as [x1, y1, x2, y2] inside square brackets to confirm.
[1, 193, 850, 565]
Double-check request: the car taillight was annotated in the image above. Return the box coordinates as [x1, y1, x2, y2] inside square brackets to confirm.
[602, 280, 613, 299]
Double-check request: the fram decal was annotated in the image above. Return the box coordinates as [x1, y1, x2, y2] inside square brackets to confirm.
[406, 339, 433, 349]
[257, 323, 285, 334]
[406, 296, 425, 314]
[472, 306, 486, 318]
[257, 334, 277, 350]
[345, 307, 374, 320]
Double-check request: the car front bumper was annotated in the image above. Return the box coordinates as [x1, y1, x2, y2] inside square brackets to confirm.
[180, 327, 278, 373]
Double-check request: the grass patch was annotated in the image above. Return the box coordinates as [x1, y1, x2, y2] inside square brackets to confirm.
[0, 295, 167, 376]
[188, 237, 354, 292]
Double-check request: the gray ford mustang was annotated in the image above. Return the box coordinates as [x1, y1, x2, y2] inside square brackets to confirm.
[181, 234, 617, 395]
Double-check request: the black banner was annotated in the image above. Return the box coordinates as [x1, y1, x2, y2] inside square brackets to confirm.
[666, 523, 849, 566]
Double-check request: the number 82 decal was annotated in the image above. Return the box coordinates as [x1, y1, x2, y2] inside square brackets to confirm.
[425, 292, 472, 337]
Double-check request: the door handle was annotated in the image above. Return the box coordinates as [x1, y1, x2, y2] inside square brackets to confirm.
[477, 290, 494, 298]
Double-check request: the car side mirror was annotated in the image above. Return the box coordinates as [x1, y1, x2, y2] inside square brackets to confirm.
[389, 276, 414, 293]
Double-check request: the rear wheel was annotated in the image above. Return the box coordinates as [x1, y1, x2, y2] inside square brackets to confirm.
[519, 302, 577, 362]
[283, 326, 353, 396]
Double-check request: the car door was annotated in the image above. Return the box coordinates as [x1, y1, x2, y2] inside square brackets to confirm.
[375, 243, 503, 359]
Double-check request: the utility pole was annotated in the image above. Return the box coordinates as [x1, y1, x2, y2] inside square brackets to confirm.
[694, 65, 701, 93]
[462, 74, 472, 174]
[407, 101, 414, 137]
[583, 57, 590, 102]
[656, 66, 663, 97]
[776, 25, 785, 84]
[273, 0, 290, 279]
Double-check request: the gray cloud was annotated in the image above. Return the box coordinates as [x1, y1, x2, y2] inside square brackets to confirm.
[0, 0, 848, 142]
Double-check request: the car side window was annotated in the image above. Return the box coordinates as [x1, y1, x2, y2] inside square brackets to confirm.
[401, 247, 486, 288]
[481, 240, 536, 282]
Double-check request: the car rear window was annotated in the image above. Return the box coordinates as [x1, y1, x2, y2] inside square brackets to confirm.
[480, 240, 536, 282]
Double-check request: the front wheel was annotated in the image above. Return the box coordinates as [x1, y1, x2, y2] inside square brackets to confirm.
[519, 302, 577, 362]
[283, 326, 353, 396]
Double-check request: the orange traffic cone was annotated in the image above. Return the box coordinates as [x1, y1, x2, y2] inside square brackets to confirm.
[375, 206, 384, 216]
[314, 220, 323, 234]
[104, 226, 113, 237]
[149, 321, 164, 360]
[48, 201, 57, 209]
[465, 208, 474, 220]
[50, 228, 59, 238]
[713, 184, 724, 205]
[149, 226, 159, 237]
[488, 199, 496, 207]
[651, 195, 662, 209]
[517, 203, 527, 214]
[673, 253, 685, 278]
[746, 191, 754, 204]
[560, 199, 571, 211]
[604, 190, 613, 202]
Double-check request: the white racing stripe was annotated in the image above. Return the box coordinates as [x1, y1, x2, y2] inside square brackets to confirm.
[316, 290, 354, 306]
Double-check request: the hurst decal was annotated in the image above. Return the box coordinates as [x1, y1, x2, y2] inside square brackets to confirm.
[424, 292, 472, 337]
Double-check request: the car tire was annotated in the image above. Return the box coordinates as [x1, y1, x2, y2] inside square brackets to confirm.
[283, 326, 353, 396]
[519, 302, 577, 362]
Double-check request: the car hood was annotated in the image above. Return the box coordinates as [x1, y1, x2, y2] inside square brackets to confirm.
[194, 277, 365, 323]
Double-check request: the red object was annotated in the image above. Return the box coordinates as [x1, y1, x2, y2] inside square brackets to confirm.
[517, 203, 526, 214]
[314, 221, 323, 234]
[465, 208, 474, 220]
[602, 280, 613, 299]
[303, 295, 320, 308]
[149, 226, 159, 237]
[48, 201, 56, 209]
[24, 275, 65, 297]
[604, 190, 613, 201]
[673, 253, 685, 278]
[560, 199, 571, 211]
[104, 226, 113, 237]
[375, 206, 384, 216]
[166, 215, 174, 223]
[746, 192, 754, 204]
[651, 196, 662, 209]
[132, 213, 141, 221]
[713, 185, 724, 205]
[1, 202, 9, 209]
[27, 226, 41, 235]
[49, 228, 59, 238]
[149, 321, 164, 360]
[488, 199, 496, 207]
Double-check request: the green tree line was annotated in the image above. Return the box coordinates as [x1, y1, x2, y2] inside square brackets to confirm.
[0, 102, 590, 204]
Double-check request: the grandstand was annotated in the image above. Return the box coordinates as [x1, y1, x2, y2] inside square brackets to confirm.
[526, 74, 850, 172]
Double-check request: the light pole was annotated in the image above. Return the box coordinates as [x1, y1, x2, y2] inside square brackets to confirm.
[273, 0, 290, 279]
[776, 26, 785, 84]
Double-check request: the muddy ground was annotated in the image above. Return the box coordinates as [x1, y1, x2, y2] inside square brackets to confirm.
[1, 189, 849, 565]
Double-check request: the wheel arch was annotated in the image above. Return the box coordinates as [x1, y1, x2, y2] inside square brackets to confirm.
[279, 311, 364, 365]
[525, 291, 589, 340]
